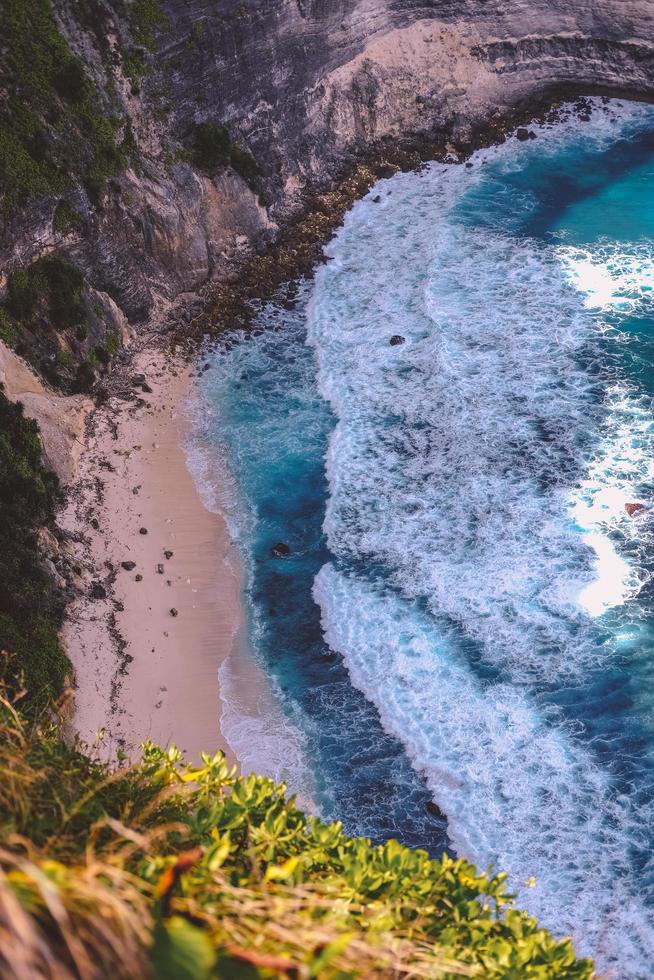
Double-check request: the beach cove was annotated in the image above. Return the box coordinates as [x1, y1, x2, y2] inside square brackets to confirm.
[35, 96, 654, 977]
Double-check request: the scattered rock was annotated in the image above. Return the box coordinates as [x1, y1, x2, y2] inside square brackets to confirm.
[164, 550, 174, 560]
[141, 382, 153, 394]
[121, 561, 136, 571]
[389, 335, 405, 346]
[90, 518, 99, 530]
[135, 574, 143, 582]
[132, 374, 146, 386]
[170, 607, 178, 617]
[515, 127, 532, 141]
[625, 502, 647, 518]
[156, 563, 164, 574]
[272, 542, 290, 557]
[89, 581, 107, 600]
[372, 194, 382, 203]
[139, 527, 148, 535]
[377, 163, 397, 179]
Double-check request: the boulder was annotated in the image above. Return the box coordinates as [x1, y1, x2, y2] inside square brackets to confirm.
[389, 335, 405, 346]
[272, 542, 290, 557]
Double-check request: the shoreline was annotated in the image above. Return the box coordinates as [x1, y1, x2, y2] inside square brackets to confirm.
[55, 95, 601, 772]
[60, 344, 249, 765]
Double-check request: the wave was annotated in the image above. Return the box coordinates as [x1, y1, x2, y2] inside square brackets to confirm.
[308, 99, 654, 973]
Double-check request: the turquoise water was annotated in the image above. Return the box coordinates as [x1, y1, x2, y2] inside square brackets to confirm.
[195, 100, 654, 976]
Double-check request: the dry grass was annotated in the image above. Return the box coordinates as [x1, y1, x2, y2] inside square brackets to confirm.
[0, 679, 595, 980]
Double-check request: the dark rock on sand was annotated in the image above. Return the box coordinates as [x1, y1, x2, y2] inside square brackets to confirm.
[121, 561, 137, 571]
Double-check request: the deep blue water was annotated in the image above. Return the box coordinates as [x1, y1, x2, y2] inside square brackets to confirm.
[194, 99, 654, 976]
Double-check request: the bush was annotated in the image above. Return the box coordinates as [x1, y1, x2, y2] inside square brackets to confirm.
[0, 0, 130, 211]
[191, 121, 262, 189]
[7, 255, 85, 330]
[0, 692, 595, 979]
[0, 390, 69, 706]
[193, 121, 232, 171]
[52, 200, 82, 234]
[231, 143, 262, 186]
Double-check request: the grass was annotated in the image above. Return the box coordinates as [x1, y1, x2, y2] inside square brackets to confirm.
[0, 680, 596, 980]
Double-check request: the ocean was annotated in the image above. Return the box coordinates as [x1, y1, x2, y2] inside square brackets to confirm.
[191, 98, 654, 976]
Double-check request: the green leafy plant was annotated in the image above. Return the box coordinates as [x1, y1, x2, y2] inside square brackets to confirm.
[52, 200, 83, 235]
[7, 255, 86, 330]
[191, 122, 262, 189]
[0, 670, 595, 979]
[0, 0, 130, 212]
[0, 392, 68, 707]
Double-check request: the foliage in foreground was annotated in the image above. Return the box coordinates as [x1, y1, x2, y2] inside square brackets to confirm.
[0, 684, 594, 980]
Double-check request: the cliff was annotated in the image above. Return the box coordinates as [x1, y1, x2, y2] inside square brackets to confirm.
[2, 0, 654, 365]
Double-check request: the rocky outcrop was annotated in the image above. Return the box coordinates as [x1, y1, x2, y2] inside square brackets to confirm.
[0, 341, 91, 482]
[3, 0, 654, 346]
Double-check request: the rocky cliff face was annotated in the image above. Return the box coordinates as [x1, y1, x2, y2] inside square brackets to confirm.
[3, 0, 654, 349]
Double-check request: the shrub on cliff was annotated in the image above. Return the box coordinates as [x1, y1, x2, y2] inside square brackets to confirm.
[0, 391, 69, 707]
[0, 675, 595, 980]
[192, 121, 262, 189]
[0, 0, 129, 211]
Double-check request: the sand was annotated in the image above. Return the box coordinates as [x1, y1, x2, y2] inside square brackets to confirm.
[61, 346, 245, 765]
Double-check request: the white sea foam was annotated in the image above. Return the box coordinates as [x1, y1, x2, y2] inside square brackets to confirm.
[308, 100, 654, 973]
[314, 565, 653, 972]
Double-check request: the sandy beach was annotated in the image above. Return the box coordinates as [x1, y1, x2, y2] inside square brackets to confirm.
[61, 345, 244, 765]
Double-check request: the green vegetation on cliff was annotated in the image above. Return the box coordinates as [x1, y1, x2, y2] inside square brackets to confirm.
[0, 681, 595, 979]
[1, 255, 115, 392]
[0, 0, 129, 211]
[0, 391, 69, 708]
[192, 121, 262, 189]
